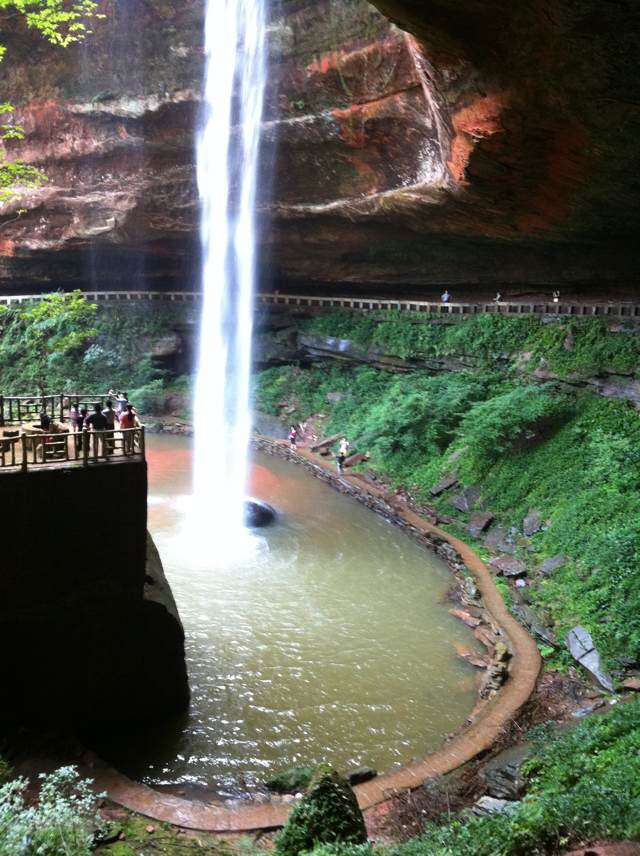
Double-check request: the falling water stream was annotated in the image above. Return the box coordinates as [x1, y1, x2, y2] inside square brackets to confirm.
[193, 0, 267, 532]
[92, 2, 484, 797]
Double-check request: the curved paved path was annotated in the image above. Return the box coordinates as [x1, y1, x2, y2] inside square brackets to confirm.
[89, 445, 541, 831]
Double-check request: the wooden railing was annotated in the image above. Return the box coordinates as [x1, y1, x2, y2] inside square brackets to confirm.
[0, 290, 639, 320]
[0, 393, 115, 427]
[0, 427, 145, 472]
[257, 293, 640, 319]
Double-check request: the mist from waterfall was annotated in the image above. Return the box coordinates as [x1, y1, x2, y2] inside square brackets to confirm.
[193, 0, 267, 535]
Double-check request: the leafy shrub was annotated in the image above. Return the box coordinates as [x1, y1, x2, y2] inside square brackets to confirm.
[276, 767, 367, 856]
[266, 766, 315, 794]
[0, 766, 103, 856]
[128, 379, 168, 415]
[456, 384, 572, 480]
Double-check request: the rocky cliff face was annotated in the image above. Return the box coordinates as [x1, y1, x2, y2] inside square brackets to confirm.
[0, 0, 638, 290]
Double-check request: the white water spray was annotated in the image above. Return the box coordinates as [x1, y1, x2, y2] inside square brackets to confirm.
[194, 0, 268, 534]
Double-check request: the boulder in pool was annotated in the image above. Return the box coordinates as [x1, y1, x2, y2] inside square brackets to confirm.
[244, 498, 277, 528]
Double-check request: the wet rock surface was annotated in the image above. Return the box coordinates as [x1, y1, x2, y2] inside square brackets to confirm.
[566, 626, 615, 693]
[539, 555, 567, 576]
[490, 556, 527, 578]
[244, 498, 277, 528]
[478, 743, 531, 801]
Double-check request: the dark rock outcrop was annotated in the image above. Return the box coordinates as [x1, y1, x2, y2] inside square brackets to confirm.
[244, 498, 277, 528]
[0, 461, 189, 728]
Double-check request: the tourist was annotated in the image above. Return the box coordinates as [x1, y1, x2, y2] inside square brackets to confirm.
[77, 406, 88, 431]
[102, 399, 120, 454]
[441, 289, 450, 303]
[339, 437, 349, 457]
[39, 408, 51, 432]
[493, 291, 502, 303]
[68, 402, 79, 431]
[553, 290, 560, 304]
[120, 403, 140, 454]
[116, 391, 128, 416]
[85, 402, 109, 457]
[75, 406, 88, 453]
[337, 450, 347, 475]
[289, 425, 298, 449]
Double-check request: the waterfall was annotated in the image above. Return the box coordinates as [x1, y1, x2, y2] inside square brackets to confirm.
[193, 0, 267, 533]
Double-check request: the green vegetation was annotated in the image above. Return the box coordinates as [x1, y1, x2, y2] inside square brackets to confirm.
[266, 766, 315, 794]
[308, 699, 640, 856]
[276, 767, 367, 856]
[303, 311, 640, 375]
[255, 311, 640, 667]
[0, 293, 190, 411]
[0, 0, 104, 202]
[0, 766, 103, 856]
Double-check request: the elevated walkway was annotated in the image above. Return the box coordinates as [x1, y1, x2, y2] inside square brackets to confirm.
[1, 290, 639, 319]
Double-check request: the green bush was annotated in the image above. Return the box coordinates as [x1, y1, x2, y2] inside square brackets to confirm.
[0, 296, 188, 398]
[128, 379, 168, 415]
[276, 767, 367, 856]
[455, 384, 572, 481]
[0, 766, 104, 856]
[266, 767, 316, 794]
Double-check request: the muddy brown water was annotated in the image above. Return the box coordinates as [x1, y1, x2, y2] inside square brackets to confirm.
[101, 435, 481, 799]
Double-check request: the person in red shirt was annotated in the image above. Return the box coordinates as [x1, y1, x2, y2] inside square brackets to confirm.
[120, 404, 140, 454]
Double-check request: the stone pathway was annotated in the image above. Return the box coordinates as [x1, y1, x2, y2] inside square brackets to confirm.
[89, 443, 541, 831]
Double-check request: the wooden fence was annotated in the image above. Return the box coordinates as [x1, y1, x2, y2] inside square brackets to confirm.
[0, 290, 639, 320]
[0, 426, 145, 472]
[0, 393, 116, 427]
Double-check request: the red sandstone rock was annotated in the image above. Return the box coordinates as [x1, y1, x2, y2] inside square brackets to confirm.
[0, 0, 638, 288]
[449, 608, 482, 628]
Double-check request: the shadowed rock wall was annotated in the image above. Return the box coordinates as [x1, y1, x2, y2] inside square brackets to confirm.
[0, 461, 189, 727]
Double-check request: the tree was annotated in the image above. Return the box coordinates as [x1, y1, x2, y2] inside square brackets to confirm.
[0, 0, 104, 203]
[7, 291, 98, 393]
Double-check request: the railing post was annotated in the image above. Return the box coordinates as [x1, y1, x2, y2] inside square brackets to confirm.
[82, 429, 89, 467]
[139, 426, 146, 460]
[20, 434, 27, 472]
[59, 394, 64, 422]
[0, 394, 4, 427]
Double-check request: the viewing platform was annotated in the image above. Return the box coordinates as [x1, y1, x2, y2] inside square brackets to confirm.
[0, 392, 145, 472]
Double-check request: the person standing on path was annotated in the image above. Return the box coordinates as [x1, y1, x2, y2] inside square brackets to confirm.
[289, 425, 298, 449]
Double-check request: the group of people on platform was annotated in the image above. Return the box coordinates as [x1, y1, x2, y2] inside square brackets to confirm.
[37, 393, 141, 456]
